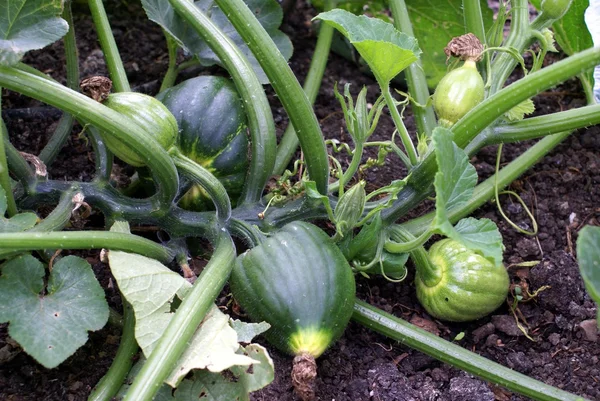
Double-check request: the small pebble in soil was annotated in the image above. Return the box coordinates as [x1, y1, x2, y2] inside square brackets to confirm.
[548, 332, 562, 345]
[448, 375, 495, 401]
[506, 351, 533, 374]
[472, 322, 495, 344]
[492, 315, 524, 337]
[578, 319, 598, 342]
[367, 362, 418, 401]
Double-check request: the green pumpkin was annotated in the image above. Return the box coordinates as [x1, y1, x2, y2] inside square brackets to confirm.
[230, 221, 356, 358]
[101, 93, 178, 167]
[156, 76, 249, 209]
[432, 60, 484, 128]
[416, 239, 509, 322]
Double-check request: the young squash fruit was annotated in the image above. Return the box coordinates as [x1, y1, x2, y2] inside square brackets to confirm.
[230, 221, 356, 400]
[101, 92, 178, 167]
[432, 59, 484, 128]
[156, 76, 249, 209]
[415, 239, 509, 322]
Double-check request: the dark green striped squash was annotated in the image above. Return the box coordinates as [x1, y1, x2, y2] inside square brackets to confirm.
[230, 221, 355, 400]
[156, 76, 249, 209]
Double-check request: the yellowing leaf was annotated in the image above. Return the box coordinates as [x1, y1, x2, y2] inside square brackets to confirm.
[504, 99, 535, 122]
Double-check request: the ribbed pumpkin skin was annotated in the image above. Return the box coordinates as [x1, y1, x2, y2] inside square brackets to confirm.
[416, 239, 509, 322]
[432, 62, 484, 127]
[101, 93, 178, 167]
[156, 76, 248, 208]
[231, 222, 356, 357]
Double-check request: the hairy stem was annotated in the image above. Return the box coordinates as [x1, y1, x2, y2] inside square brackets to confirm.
[274, 0, 335, 175]
[39, 1, 78, 165]
[213, 0, 330, 194]
[388, 0, 436, 137]
[0, 231, 175, 263]
[88, 0, 131, 92]
[88, 302, 138, 401]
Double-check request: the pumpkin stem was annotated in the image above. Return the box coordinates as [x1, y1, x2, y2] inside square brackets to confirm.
[387, 225, 442, 287]
[291, 352, 317, 401]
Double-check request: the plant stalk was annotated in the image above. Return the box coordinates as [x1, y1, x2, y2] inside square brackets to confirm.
[0, 104, 17, 216]
[488, 104, 600, 144]
[123, 230, 235, 401]
[353, 300, 590, 401]
[402, 131, 572, 236]
[213, 0, 330, 194]
[0, 67, 179, 210]
[170, 149, 232, 221]
[0, 231, 174, 263]
[88, 0, 131, 92]
[388, 0, 436, 137]
[39, 1, 78, 166]
[274, 0, 335, 175]
[88, 302, 138, 401]
[382, 85, 418, 166]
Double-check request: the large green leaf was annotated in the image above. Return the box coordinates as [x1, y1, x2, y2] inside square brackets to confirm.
[315, 9, 421, 84]
[107, 250, 192, 354]
[577, 225, 600, 323]
[106, 234, 271, 387]
[0, 186, 38, 233]
[531, 0, 594, 99]
[0, 0, 69, 66]
[431, 127, 503, 266]
[141, 0, 292, 84]
[0, 254, 108, 368]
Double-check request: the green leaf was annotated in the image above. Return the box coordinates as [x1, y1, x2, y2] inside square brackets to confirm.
[452, 217, 503, 266]
[577, 225, 600, 323]
[174, 345, 274, 399]
[504, 99, 535, 122]
[0, 186, 38, 232]
[315, 9, 421, 84]
[165, 305, 259, 386]
[304, 180, 335, 221]
[431, 127, 503, 266]
[406, 0, 493, 88]
[432, 127, 477, 212]
[531, 0, 594, 99]
[0, 0, 69, 66]
[141, 0, 292, 84]
[0, 254, 108, 368]
[107, 250, 192, 355]
[230, 319, 270, 343]
[106, 249, 268, 387]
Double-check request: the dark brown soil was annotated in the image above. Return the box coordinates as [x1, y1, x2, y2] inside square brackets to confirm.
[1, 1, 599, 401]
